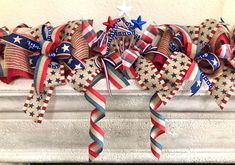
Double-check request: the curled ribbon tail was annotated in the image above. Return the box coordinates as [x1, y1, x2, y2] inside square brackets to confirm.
[85, 86, 106, 162]
[149, 93, 165, 159]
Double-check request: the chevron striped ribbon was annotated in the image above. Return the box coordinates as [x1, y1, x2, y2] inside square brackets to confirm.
[149, 92, 165, 159]
[82, 21, 97, 47]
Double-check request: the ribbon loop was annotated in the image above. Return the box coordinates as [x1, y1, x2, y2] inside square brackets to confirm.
[40, 40, 55, 55]
[217, 44, 235, 68]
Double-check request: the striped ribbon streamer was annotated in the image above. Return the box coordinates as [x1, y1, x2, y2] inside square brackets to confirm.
[84, 76, 106, 162]
[149, 92, 165, 159]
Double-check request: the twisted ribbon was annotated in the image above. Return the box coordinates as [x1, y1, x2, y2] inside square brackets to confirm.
[84, 77, 106, 161]
[149, 93, 164, 159]
[68, 20, 130, 161]
[122, 23, 167, 159]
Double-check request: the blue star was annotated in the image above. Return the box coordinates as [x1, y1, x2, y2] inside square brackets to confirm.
[131, 16, 146, 30]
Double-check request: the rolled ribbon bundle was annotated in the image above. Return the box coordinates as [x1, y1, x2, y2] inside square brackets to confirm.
[0, 24, 36, 83]
[152, 28, 172, 70]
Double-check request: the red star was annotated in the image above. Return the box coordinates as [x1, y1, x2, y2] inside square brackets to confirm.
[102, 16, 117, 31]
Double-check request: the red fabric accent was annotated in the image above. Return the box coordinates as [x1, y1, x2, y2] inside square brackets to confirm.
[0, 68, 33, 84]
[153, 54, 167, 70]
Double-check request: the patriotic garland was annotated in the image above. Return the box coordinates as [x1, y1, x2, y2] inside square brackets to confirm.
[0, 16, 234, 162]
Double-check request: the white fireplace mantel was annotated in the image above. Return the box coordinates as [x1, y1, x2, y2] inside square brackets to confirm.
[0, 79, 235, 164]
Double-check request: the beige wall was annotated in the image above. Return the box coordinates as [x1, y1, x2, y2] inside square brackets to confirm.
[0, 0, 233, 30]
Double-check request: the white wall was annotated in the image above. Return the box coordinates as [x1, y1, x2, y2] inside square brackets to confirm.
[0, 0, 233, 31]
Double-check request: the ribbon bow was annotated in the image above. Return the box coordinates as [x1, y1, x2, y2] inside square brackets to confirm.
[172, 30, 221, 95]
[29, 24, 85, 94]
[0, 23, 85, 91]
[121, 35, 159, 70]
[93, 47, 116, 95]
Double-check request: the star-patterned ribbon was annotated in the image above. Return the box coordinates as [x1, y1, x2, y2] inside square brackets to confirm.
[22, 21, 94, 123]
[129, 21, 193, 159]
[29, 24, 85, 94]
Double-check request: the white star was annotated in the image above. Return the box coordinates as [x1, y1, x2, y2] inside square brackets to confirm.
[29, 59, 33, 65]
[68, 58, 73, 64]
[13, 36, 22, 44]
[117, 2, 132, 17]
[75, 63, 82, 69]
[197, 80, 201, 87]
[203, 53, 208, 57]
[212, 58, 218, 66]
[61, 44, 70, 52]
[28, 46, 33, 50]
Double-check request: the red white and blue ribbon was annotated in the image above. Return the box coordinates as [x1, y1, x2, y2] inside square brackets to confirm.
[171, 28, 221, 95]
[85, 84, 106, 161]
[217, 44, 235, 68]
[149, 93, 165, 159]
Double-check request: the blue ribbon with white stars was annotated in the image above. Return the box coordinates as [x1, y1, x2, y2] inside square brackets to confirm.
[1, 26, 84, 71]
[190, 52, 220, 96]
[1, 33, 41, 52]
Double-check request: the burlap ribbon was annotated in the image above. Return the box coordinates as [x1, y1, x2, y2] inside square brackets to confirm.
[0, 24, 36, 83]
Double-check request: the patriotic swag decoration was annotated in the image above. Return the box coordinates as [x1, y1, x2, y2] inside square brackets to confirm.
[0, 13, 234, 162]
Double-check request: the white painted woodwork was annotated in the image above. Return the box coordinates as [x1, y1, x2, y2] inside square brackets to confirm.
[0, 80, 234, 163]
